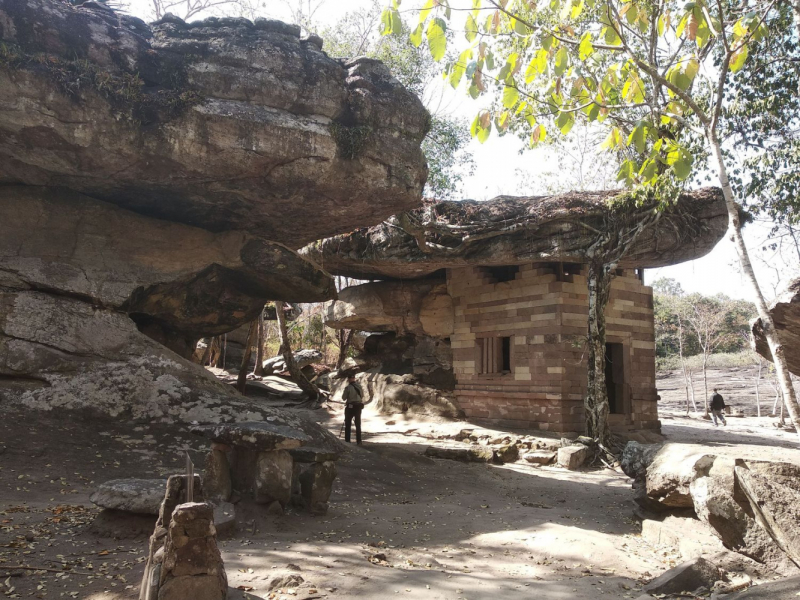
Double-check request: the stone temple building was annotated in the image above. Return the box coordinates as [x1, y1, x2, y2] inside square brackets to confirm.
[307, 189, 728, 436]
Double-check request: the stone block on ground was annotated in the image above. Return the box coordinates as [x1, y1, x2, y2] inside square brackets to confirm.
[620, 441, 664, 480]
[523, 451, 556, 465]
[298, 461, 337, 515]
[424, 445, 494, 463]
[191, 422, 310, 452]
[90, 478, 166, 515]
[262, 349, 322, 375]
[254, 450, 293, 507]
[557, 445, 590, 470]
[641, 515, 724, 560]
[642, 557, 721, 595]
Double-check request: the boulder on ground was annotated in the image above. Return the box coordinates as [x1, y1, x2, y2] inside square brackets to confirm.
[557, 445, 590, 470]
[254, 450, 294, 507]
[726, 575, 800, 599]
[298, 460, 337, 515]
[212, 502, 236, 538]
[425, 445, 494, 463]
[620, 441, 664, 480]
[262, 349, 323, 375]
[645, 445, 715, 507]
[642, 557, 721, 595]
[90, 479, 166, 515]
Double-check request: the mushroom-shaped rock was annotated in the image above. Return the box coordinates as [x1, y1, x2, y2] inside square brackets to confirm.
[0, 0, 429, 247]
[302, 188, 728, 280]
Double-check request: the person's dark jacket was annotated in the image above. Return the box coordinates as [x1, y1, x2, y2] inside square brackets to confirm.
[710, 393, 725, 411]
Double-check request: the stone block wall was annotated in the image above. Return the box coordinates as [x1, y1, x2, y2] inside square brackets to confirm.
[448, 263, 658, 435]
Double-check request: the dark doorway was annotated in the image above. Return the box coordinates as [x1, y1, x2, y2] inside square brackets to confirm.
[501, 336, 511, 372]
[605, 343, 626, 415]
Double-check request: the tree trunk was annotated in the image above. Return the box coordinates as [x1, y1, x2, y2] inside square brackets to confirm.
[276, 300, 320, 398]
[585, 260, 613, 446]
[336, 329, 354, 370]
[236, 320, 258, 395]
[708, 133, 800, 440]
[755, 359, 762, 418]
[253, 310, 265, 377]
[702, 353, 709, 416]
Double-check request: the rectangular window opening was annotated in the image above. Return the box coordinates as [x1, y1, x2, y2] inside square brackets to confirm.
[478, 336, 512, 374]
[485, 265, 519, 283]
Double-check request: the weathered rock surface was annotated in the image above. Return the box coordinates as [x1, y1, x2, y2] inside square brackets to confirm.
[191, 422, 311, 451]
[494, 444, 520, 464]
[90, 479, 166, 515]
[523, 451, 556, 465]
[204, 447, 232, 503]
[557, 445, 590, 470]
[325, 279, 453, 337]
[621, 441, 665, 481]
[752, 278, 800, 375]
[735, 461, 800, 567]
[424, 445, 494, 463]
[645, 446, 715, 508]
[302, 189, 728, 280]
[0, 187, 333, 356]
[0, 0, 429, 246]
[298, 460, 337, 514]
[333, 371, 462, 419]
[360, 333, 455, 391]
[262, 349, 323, 375]
[642, 557, 721, 595]
[727, 575, 800, 599]
[254, 450, 294, 507]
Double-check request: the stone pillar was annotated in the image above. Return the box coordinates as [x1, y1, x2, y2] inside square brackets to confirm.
[298, 461, 337, 515]
[204, 443, 232, 503]
[157, 502, 227, 600]
[254, 450, 293, 509]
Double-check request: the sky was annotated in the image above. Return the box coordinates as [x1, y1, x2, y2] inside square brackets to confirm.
[121, 0, 799, 303]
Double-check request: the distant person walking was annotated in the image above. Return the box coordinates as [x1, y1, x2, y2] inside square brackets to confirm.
[343, 374, 365, 445]
[710, 389, 727, 426]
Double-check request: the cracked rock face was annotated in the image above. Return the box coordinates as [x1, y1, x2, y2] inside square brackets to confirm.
[0, 0, 429, 246]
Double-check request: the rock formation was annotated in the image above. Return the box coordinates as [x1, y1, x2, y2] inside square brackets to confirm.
[0, 0, 429, 424]
[752, 278, 800, 375]
[621, 442, 800, 575]
[302, 188, 728, 280]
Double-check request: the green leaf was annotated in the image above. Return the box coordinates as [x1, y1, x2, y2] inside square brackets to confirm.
[410, 23, 423, 48]
[603, 26, 621, 45]
[584, 102, 600, 122]
[465, 14, 479, 42]
[571, 0, 585, 19]
[449, 49, 472, 88]
[639, 158, 657, 183]
[579, 31, 594, 61]
[471, 111, 492, 143]
[427, 18, 447, 62]
[617, 159, 635, 183]
[554, 46, 569, 77]
[542, 35, 554, 51]
[627, 120, 648, 153]
[535, 49, 548, 74]
[556, 111, 574, 135]
[525, 59, 539, 84]
[380, 8, 393, 36]
[730, 45, 749, 72]
[673, 155, 692, 179]
[514, 18, 531, 36]
[503, 84, 520, 108]
[419, 0, 435, 23]
[601, 127, 621, 150]
[685, 58, 699, 82]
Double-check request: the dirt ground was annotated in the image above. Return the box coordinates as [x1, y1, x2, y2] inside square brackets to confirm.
[1, 367, 798, 599]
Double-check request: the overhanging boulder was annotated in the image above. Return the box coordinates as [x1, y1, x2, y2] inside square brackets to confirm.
[302, 188, 728, 280]
[752, 278, 800, 375]
[0, 0, 429, 247]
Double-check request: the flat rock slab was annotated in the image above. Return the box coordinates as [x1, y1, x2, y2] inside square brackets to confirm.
[90, 478, 165, 515]
[424, 445, 493, 463]
[523, 451, 556, 465]
[727, 575, 800, 599]
[191, 421, 310, 451]
[642, 557, 721, 595]
[289, 447, 341, 463]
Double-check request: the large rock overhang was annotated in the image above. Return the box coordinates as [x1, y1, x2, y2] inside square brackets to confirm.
[301, 188, 728, 280]
[752, 278, 800, 375]
[0, 0, 430, 248]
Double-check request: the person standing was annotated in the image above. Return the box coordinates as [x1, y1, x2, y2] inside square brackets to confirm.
[710, 388, 727, 426]
[343, 374, 365, 445]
